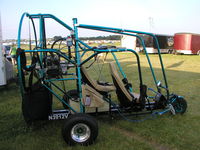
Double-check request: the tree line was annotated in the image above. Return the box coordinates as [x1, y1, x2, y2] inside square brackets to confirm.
[80, 35, 121, 40]
[53, 35, 121, 41]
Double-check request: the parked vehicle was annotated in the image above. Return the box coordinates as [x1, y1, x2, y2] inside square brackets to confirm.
[0, 43, 14, 86]
[16, 13, 187, 146]
[2, 45, 11, 61]
[174, 33, 200, 55]
[136, 34, 174, 54]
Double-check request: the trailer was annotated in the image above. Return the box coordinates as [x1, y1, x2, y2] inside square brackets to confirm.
[16, 13, 187, 146]
[137, 34, 174, 54]
[174, 33, 200, 55]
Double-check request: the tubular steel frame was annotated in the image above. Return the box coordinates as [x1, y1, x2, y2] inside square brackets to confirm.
[17, 13, 177, 116]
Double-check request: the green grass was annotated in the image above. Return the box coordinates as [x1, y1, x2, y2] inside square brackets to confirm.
[0, 54, 200, 150]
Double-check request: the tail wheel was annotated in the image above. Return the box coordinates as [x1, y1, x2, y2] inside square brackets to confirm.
[168, 49, 172, 54]
[172, 97, 187, 114]
[62, 113, 98, 146]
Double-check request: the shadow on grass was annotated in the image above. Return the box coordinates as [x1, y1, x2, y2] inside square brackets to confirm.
[166, 60, 185, 69]
[0, 81, 18, 92]
[0, 113, 65, 141]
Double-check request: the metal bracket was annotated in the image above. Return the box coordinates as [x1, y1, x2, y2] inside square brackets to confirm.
[169, 104, 176, 115]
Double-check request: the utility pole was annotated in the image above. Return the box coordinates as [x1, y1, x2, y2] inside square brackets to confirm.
[149, 17, 154, 33]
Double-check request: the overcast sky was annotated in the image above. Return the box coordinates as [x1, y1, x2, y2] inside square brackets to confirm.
[1, 0, 200, 39]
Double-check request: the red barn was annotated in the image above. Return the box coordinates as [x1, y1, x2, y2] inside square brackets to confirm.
[174, 33, 200, 55]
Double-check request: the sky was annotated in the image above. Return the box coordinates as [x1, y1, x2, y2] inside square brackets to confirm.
[1, 0, 200, 40]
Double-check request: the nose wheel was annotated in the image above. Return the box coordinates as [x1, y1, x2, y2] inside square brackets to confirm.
[171, 97, 187, 114]
[62, 113, 98, 146]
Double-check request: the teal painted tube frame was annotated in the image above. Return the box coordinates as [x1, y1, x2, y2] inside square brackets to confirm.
[17, 13, 171, 114]
[42, 83, 77, 113]
[80, 48, 143, 86]
[78, 24, 169, 97]
[111, 52, 133, 92]
[73, 18, 84, 113]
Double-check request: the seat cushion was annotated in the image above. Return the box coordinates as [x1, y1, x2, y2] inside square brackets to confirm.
[81, 66, 116, 92]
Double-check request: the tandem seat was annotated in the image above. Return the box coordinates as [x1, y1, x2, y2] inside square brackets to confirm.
[109, 62, 146, 109]
[80, 66, 116, 94]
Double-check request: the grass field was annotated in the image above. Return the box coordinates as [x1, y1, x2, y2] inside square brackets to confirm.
[0, 53, 200, 150]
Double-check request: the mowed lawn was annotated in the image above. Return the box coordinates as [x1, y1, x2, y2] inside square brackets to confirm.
[0, 53, 200, 150]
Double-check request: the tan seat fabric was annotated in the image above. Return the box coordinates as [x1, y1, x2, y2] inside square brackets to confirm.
[109, 62, 140, 102]
[81, 66, 116, 92]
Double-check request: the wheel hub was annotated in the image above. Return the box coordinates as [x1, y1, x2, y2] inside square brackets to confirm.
[71, 123, 91, 143]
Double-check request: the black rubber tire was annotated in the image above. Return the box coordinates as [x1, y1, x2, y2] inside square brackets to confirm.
[173, 97, 187, 114]
[168, 50, 172, 54]
[62, 113, 98, 146]
[62, 90, 79, 109]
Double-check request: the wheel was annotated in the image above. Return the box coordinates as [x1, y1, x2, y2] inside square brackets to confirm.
[63, 90, 79, 109]
[197, 50, 200, 55]
[168, 49, 172, 54]
[172, 50, 177, 55]
[172, 97, 187, 114]
[62, 113, 98, 146]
